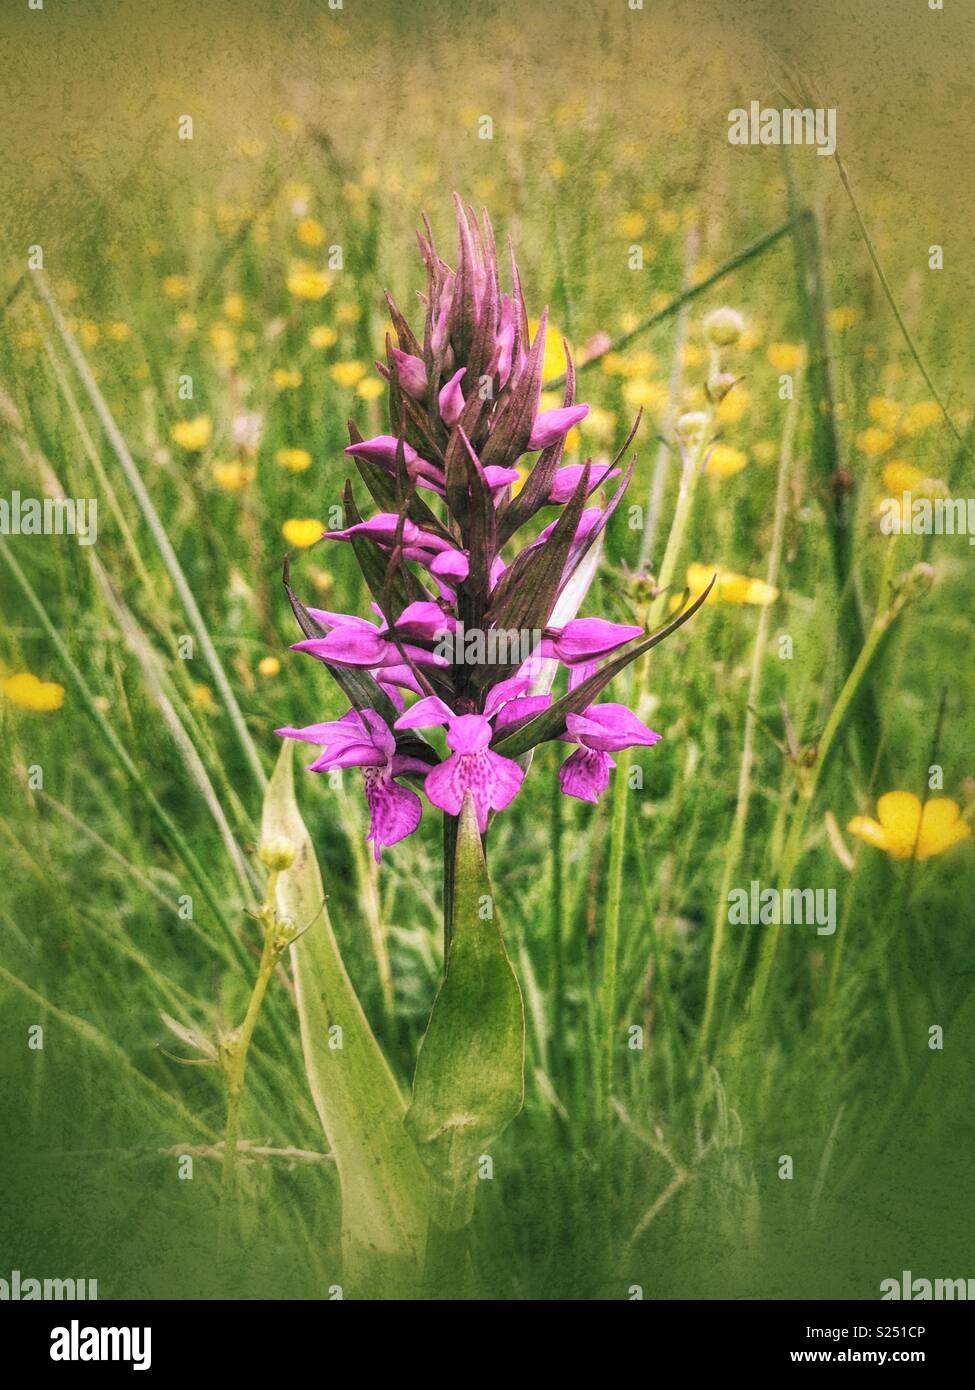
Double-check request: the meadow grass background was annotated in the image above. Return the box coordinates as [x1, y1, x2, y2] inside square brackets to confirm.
[1, 0, 974, 1299]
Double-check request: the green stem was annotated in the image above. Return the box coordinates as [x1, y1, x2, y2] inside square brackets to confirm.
[548, 218, 796, 389]
[599, 733, 630, 1139]
[699, 371, 803, 1056]
[218, 871, 281, 1250]
[748, 566, 916, 1023]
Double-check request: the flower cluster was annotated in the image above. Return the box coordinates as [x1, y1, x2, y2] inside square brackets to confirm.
[277, 197, 704, 859]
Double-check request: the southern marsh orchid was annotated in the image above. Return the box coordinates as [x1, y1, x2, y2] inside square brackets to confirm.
[278, 196, 710, 875]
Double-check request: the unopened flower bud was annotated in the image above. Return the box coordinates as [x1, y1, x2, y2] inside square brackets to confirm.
[707, 371, 737, 403]
[676, 411, 708, 446]
[628, 571, 657, 604]
[896, 561, 935, 603]
[259, 836, 296, 871]
[703, 307, 745, 348]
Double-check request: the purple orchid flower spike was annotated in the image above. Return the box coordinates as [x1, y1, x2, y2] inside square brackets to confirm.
[276, 709, 430, 860]
[280, 197, 708, 868]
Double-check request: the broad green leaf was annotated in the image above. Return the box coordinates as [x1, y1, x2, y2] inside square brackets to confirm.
[262, 741, 429, 1294]
[405, 793, 525, 1230]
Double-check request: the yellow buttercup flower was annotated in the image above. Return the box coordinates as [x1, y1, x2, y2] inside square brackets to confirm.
[868, 396, 902, 432]
[282, 518, 323, 549]
[275, 447, 312, 473]
[579, 406, 615, 443]
[212, 461, 255, 491]
[715, 386, 749, 425]
[847, 792, 970, 861]
[163, 275, 189, 299]
[356, 377, 385, 400]
[209, 323, 236, 355]
[222, 292, 245, 323]
[617, 211, 647, 237]
[273, 112, 304, 136]
[3, 672, 65, 712]
[104, 320, 131, 342]
[272, 367, 302, 391]
[766, 342, 805, 373]
[682, 563, 778, 607]
[529, 319, 571, 382]
[257, 655, 281, 678]
[856, 426, 895, 458]
[622, 378, 667, 412]
[829, 306, 856, 332]
[329, 360, 367, 388]
[296, 217, 326, 247]
[309, 325, 338, 349]
[706, 444, 748, 479]
[171, 415, 213, 452]
[881, 460, 926, 493]
[287, 267, 332, 300]
[901, 400, 941, 435]
[335, 302, 362, 324]
[192, 683, 216, 713]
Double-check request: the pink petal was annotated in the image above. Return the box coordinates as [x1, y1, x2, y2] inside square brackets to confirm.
[484, 466, 522, 490]
[438, 367, 467, 426]
[324, 514, 421, 546]
[445, 713, 493, 754]
[428, 549, 470, 583]
[528, 404, 589, 451]
[565, 704, 662, 753]
[492, 693, 550, 732]
[543, 617, 643, 665]
[558, 746, 614, 803]
[548, 463, 620, 504]
[391, 348, 428, 399]
[363, 767, 423, 861]
[423, 747, 525, 831]
[394, 694, 456, 730]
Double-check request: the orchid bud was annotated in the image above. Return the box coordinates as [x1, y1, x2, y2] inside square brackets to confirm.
[439, 367, 467, 426]
[528, 404, 589, 451]
[391, 348, 428, 399]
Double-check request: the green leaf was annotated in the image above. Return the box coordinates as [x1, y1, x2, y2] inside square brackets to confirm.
[262, 741, 429, 1294]
[405, 793, 525, 1231]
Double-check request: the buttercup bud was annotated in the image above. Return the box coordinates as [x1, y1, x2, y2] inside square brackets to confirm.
[702, 307, 745, 349]
[259, 836, 296, 871]
[676, 411, 708, 446]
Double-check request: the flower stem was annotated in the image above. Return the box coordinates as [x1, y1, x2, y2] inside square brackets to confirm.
[748, 565, 917, 1024]
[218, 870, 282, 1251]
[699, 372, 803, 1057]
